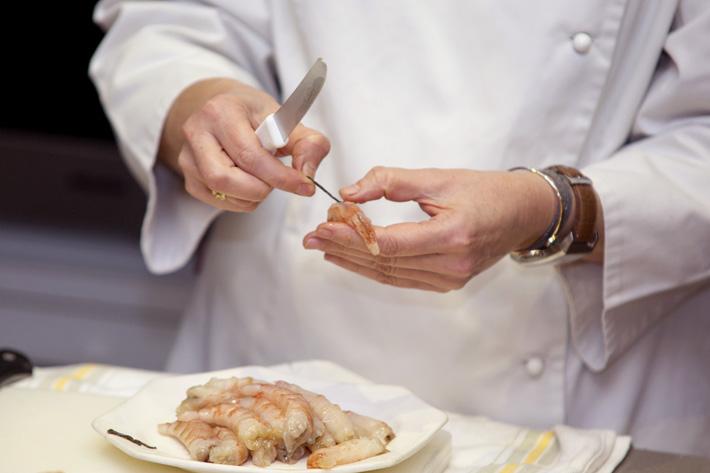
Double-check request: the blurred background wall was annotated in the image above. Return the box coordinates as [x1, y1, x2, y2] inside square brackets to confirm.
[0, 1, 193, 370]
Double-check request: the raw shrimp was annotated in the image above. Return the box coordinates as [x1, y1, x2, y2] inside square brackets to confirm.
[327, 202, 380, 256]
[234, 396, 305, 463]
[307, 437, 386, 469]
[209, 426, 250, 465]
[162, 377, 395, 468]
[178, 403, 277, 467]
[158, 420, 218, 462]
[347, 411, 395, 445]
[239, 382, 315, 455]
[276, 381, 356, 444]
[177, 377, 254, 415]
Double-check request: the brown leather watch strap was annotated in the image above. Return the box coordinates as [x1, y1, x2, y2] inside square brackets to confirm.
[547, 165, 598, 254]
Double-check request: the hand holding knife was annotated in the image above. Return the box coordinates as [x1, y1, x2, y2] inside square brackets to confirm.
[254, 58, 341, 203]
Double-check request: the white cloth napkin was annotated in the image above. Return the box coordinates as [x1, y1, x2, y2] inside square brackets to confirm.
[15, 362, 630, 473]
[445, 414, 629, 473]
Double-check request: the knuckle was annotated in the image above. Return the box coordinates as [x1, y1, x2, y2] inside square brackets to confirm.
[375, 272, 396, 286]
[374, 262, 396, 276]
[234, 147, 258, 170]
[318, 135, 332, 155]
[181, 121, 195, 141]
[268, 172, 289, 191]
[375, 255, 393, 265]
[452, 258, 476, 278]
[201, 97, 224, 120]
[370, 166, 389, 185]
[203, 169, 229, 190]
[373, 255, 398, 275]
[177, 151, 190, 172]
[370, 165, 387, 177]
[447, 231, 473, 250]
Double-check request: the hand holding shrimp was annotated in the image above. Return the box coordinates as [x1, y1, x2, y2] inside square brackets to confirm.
[304, 166, 559, 293]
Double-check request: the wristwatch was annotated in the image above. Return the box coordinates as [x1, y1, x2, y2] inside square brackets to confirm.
[510, 165, 599, 266]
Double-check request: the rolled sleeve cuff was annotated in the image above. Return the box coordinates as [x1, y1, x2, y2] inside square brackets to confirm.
[557, 163, 669, 371]
[110, 63, 260, 274]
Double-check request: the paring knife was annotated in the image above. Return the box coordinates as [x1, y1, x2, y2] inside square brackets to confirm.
[255, 57, 327, 154]
[254, 58, 341, 202]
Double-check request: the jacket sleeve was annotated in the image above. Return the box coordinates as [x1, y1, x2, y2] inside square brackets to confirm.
[89, 0, 275, 274]
[559, 1, 710, 371]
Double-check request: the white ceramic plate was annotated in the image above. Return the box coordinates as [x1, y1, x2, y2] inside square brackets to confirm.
[92, 363, 448, 473]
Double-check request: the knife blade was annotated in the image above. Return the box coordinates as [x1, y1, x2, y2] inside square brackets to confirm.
[255, 58, 327, 153]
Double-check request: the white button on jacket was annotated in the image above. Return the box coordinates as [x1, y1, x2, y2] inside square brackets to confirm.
[572, 32, 593, 54]
[525, 357, 545, 378]
[90, 0, 710, 457]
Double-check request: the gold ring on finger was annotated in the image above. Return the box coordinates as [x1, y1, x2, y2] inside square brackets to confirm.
[211, 190, 227, 201]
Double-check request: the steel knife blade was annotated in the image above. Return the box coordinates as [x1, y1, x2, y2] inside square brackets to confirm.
[255, 58, 327, 153]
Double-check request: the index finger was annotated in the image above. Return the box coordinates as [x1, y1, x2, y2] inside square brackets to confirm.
[315, 218, 455, 257]
[278, 124, 331, 178]
[216, 118, 315, 196]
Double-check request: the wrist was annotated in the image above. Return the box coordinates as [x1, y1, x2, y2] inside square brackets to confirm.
[510, 165, 601, 266]
[509, 170, 559, 251]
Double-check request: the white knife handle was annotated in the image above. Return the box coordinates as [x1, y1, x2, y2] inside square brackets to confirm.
[255, 113, 288, 154]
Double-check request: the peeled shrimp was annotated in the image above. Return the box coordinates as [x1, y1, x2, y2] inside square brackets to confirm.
[347, 411, 395, 445]
[238, 382, 315, 455]
[276, 380, 356, 444]
[328, 202, 380, 255]
[209, 426, 250, 465]
[177, 377, 254, 415]
[178, 403, 277, 467]
[158, 420, 218, 462]
[307, 437, 386, 469]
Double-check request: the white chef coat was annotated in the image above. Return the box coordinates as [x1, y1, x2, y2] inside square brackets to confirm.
[90, 0, 710, 456]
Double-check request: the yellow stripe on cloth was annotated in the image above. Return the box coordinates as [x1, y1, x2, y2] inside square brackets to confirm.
[52, 377, 71, 391]
[72, 364, 97, 380]
[522, 431, 555, 464]
[499, 464, 520, 473]
[50, 364, 97, 391]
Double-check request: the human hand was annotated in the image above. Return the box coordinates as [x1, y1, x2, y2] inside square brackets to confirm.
[303, 167, 557, 292]
[160, 78, 330, 212]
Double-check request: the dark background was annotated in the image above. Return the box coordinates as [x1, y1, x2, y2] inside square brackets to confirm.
[1, 1, 114, 141]
[0, 1, 146, 238]
[0, 2, 192, 369]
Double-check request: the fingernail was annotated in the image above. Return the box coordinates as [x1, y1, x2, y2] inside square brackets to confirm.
[340, 184, 360, 197]
[298, 183, 314, 196]
[303, 162, 316, 178]
[304, 237, 323, 249]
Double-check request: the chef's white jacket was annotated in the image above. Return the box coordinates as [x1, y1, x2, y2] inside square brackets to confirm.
[90, 0, 710, 456]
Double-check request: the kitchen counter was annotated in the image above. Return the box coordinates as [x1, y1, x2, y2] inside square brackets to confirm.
[3, 365, 709, 473]
[617, 448, 710, 473]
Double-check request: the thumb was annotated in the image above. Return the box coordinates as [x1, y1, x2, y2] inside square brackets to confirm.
[340, 167, 436, 203]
